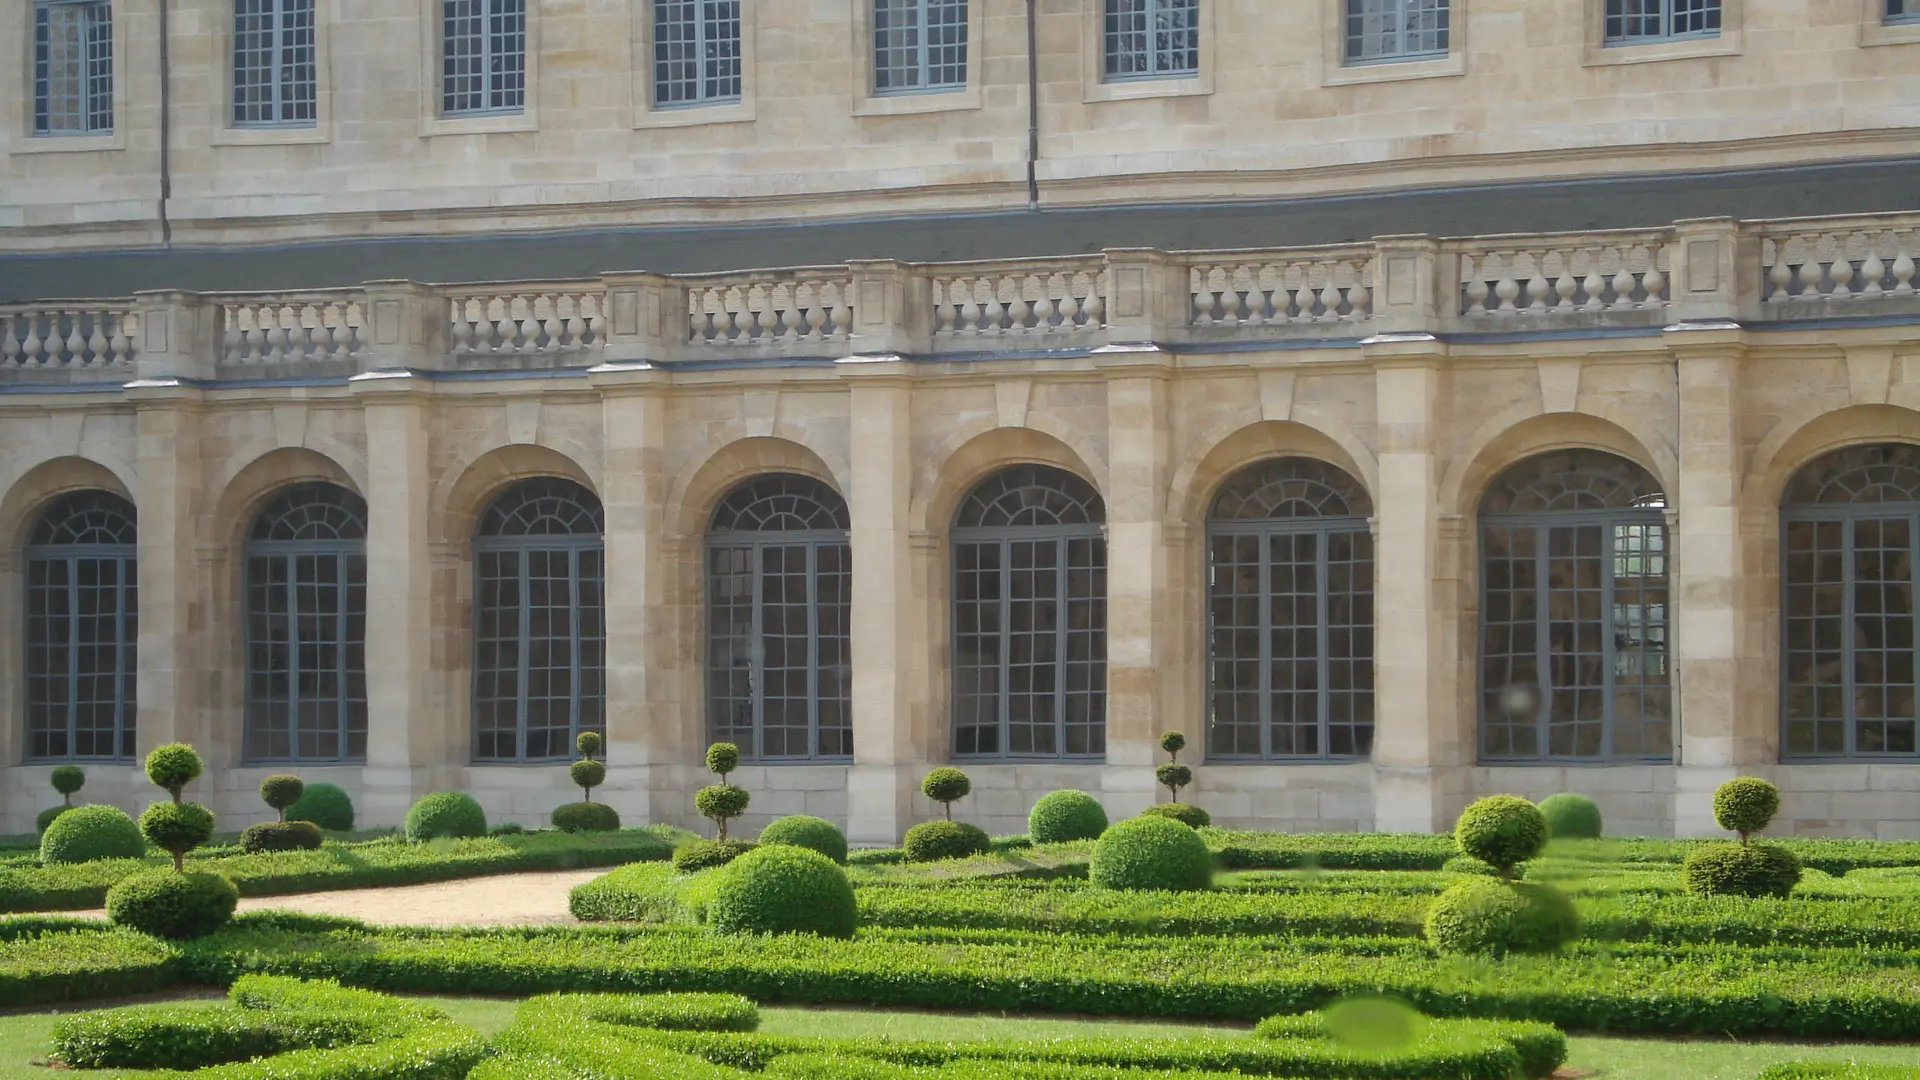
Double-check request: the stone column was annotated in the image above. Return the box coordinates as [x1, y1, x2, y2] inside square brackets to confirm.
[1368, 344, 1453, 832]
[133, 291, 220, 381]
[840, 361, 922, 845]
[358, 282, 449, 373]
[591, 364, 672, 825]
[1100, 358, 1175, 818]
[351, 374, 436, 824]
[126, 382, 206, 761]
[1669, 322, 1754, 835]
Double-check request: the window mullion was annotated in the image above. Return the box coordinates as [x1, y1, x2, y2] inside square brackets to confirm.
[285, 554, 300, 760]
[516, 548, 532, 761]
[1842, 514, 1858, 758]
[1054, 535, 1069, 759]
[750, 540, 765, 761]
[1258, 528, 1274, 760]
[914, 0, 931, 88]
[998, 539, 1012, 757]
[568, 547, 583, 752]
[694, 3, 710, 102]
[1317, 526, 1333, 761]
[116, 554, 131, 757]
[805, 542, 821, 759]
[1533, 525, 1552, 763]
[1600, 518, 1619, 760]
[64, 557, 81, 757]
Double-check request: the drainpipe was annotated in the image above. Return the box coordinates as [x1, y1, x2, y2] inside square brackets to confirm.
[158, 0, 173, 249]
[1025, 0, 1039, 211]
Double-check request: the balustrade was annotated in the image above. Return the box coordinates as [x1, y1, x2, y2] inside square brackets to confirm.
[0, 306, 138, 371]
[931, 262, 1107, 340]
[1452, 238, 1670, 318]
[687, 275, 853, 348]
[220, 295, 364, 366]
[1761, 223, 1919, 303]
[450, 289, 606, 357]
[1188, 252, 1374, 327]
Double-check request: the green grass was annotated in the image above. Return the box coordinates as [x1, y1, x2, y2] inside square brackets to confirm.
[1565, 1036, 1920, 1080]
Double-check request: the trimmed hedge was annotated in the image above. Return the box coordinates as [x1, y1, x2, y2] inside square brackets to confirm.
[0, 917, 180, 1006]
[243, 820, 327, 854]
[1424, 880, 1578, 956]
[171, 920, 1920, 1037]
[405, 792, 487, 842]
[758, 816, 849, 865]
[675, 839, 759, 872]
[904, 821, 992, 862]
[1537, 795, 1602, 840]
[106, 868, 240, 940]
[708, 846, 857, 938]
[1684, 842, 1803, 899]
[40, 804, 146, 863]
[553, 802, 623, 833]
[287, 782, 356, 832]
[1090, 817, 1212, 892]
[1756, 1068, 1920, 1080]
[1029, 791, 1109, 844]
[1140, 803, 1212, 829]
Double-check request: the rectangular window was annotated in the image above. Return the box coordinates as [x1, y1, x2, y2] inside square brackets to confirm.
[442, 0, 525, 115]
[653, 0, 741, 107]
[33, 1, 113, 135]
[1603, 0, 1720, 44]
[233, 0, 317, 127]
[1344, 0, 1448, 64]
[1103, 0, 1198, 81]
[873, 0, 968, 94]
[1891, 0, 1919, 23]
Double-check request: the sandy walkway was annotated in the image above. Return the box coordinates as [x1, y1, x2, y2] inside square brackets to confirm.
[46, 869, 610, 928]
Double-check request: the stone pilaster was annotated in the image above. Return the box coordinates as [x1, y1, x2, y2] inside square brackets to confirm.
[126, 383, 206, 759]
[1368, 341, 1453, 831]
[1100, 358, 1174, 820]
[1668, 322, 1755, 835]
[840, 361, 922, 845]
[592, 363, 672, 825]
[351, 373, 436, 824]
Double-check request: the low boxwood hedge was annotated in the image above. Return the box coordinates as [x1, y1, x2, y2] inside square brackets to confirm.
[0, 917, 180, 1006]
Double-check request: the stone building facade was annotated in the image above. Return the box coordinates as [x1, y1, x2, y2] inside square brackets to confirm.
[2, 0, 1918, 841]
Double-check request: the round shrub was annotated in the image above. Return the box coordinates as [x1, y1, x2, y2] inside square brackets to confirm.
[50, 764, 86, 799]
[903, 820, 991, 862]
[570, 759, 607, 793]
[1159, 731, 1186, 757]
[1028, 790, 1109, 844]
[40, 803, 146, 863]
[1682, 841, 1803, 899]
[240, 820, 324, 854]
[758, 815, 849, 865]
[1089, 816, 1213, 892]
[674, 838, 758, 872]
[36, 805, 70, 834]
[1713, 776, 1782, 840]
[577, 731, 604, 758]
[705, 742, 741, 776]
[259, 774, 305, 819]
[707, 844, 856, 938]
[404, 791, 487, 843]
[1139, 802, 1211, 829]
[141, 801, 217, 868]
[921, 767, 971, 811]
[1156, 763, 1193, 792]
[1537, 793, 1603, 840]
[285, 782, 355, 831]
[105, 868, 238, 940]
[551, 801, 621, 833]
[1440, 855, 1499, 877]
[1423, 878, 1580, 956]
[1453, 795, 1548, 876]
[144, 743, 204, 798]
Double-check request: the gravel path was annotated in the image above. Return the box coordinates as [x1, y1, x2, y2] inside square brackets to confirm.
[47, 869, 609, 928]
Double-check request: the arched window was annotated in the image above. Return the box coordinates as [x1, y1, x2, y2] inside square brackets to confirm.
[1206, 458, 1374, 760]
[473, 477, 605, 762]
[951, 464, 1106, 759]
[1782, 443, 1920, 760]
[707, 474, 852, 761]
[25, 491, 137, 760]
[1478, 450, 1670, 762]
[244, 483, 367, 763]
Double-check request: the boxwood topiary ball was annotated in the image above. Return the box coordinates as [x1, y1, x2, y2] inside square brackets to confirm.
[920, 767, 972, 806]
[240, 820, 324, 854]
[1453, 795, 1549, 875]
[1139, 803, 1212, 829]
[569, 759, 608, 792]
[1537, 793, 1603, 840]
[758, 814, 849, 865]
[1089, 815, 1213, 892]
[1712, 776, 1782, 839]
[551, 801, 621, 833]
[695, 784, 751, 823]
[105, 868, 239, 940]
[1027, 789, 1109, 844]
[902, 820, 992, 862]
[576, 731, 604, 758]
[705, 742, 741, 776]
[50, 764, 86, 797]
[36, 805, 71, 835]
[41, 803, 146, 863]
[1424, 878, 1580, 956]
[144, 743, 204, 797]
[707, 844, 856, 938]
[259, 774, 305, 815]
[673, 838, 758, 872]
[140, 801, 216, 860]
[1682, 841, 1802, 899]
[404, 791, 487, 842]
[285, 782, 355, 832]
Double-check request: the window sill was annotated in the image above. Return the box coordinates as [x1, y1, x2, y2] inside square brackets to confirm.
[1084, 74, 1210, 104]
[1322, 51, 1465, 86]
[854, 85, 981, 117]
[211, 125, 330, 147]
[1582, 32, 1739, 66]
[421, 111, 538, 138]
[1862, 18, 1920, 46]
[634, 100, 756, 129]
[10, 131, 125, 155]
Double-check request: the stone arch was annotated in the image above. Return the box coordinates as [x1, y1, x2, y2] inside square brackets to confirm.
[670, 436, 847, 540]
[1440, 407, 1676, 520]
[207, 447, 362, 550]
[1743, 403, 1920, 514]
[0, 456, 136, 552]
[911, 420, 1107, 536]
[438, 443, 601, 546]
[1170, 418, 1378, 529]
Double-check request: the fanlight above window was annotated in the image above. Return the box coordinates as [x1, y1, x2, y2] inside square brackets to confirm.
[478, 477, 604, 537]
[1782, 443, 1920, 505]
[954, 464, 1103, 530]
[30, 491, 136, 546]
[1209, 457, 1372, 521]
[249, 483, 367, 542]
[1479, 449, 1664, 514]
[710, 474, 850, 533]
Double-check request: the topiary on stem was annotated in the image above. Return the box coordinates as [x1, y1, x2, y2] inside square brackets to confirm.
[144, 744, 203, 804]
[572, 731, 606, 803]
[1156, 732, 1194, 805]
[1452, 795, 1548, 880]
[50, 765, 85, 806]
[1159, 731, 1186, 763]
[259, 775, 304, 822]
[1713, 776, 1781, 845]
[697, 742, 749, 839]
[141, 744, 214, 872]
[921, 767, 971, 820]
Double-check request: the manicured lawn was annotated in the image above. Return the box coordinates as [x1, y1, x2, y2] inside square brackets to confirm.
[1564, 1036, 1920, 1080]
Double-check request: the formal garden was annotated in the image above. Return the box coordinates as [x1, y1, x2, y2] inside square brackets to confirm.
[2, 733, 1918, 1080]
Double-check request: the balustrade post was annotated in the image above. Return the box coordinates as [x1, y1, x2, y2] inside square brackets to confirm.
[601, 272, 684, 365]
[132, 290, 220, 382]
[847, 260, 932, 356]
[359, 281, 449, 373]
[1369, 236, 1444, 334]
[1670, 218, 1762, 324]
[1101, 249, 1185, 344]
